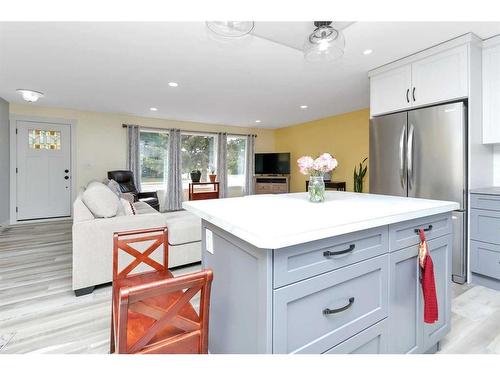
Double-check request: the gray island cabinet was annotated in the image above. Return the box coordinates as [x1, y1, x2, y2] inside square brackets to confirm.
[183, 192, 458, 354]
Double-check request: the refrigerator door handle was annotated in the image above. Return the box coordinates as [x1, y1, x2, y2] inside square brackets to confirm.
[407, 124, 415, 190]
[399, 125, 407, 189]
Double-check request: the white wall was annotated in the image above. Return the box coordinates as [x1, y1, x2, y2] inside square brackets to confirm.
[0, 98, 9, 225]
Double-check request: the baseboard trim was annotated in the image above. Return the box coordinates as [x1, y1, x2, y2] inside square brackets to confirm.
[470, 273, 500, 292]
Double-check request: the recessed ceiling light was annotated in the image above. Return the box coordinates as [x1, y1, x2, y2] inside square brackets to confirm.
[363, 49, 373, 55]
[300, 105, 308, 109]
[255, 120, 261, 123]
[149, 107, 158, 111]
[168, 82, 179, 87]
[16, 89, 44, 103]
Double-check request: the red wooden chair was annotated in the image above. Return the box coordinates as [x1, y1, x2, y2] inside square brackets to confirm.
[110, 227, 213, 354]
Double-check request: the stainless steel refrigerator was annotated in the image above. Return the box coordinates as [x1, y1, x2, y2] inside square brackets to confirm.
[370, 102, 467, 283]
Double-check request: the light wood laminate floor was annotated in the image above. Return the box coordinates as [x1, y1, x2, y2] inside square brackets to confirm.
[1, 220, 500, 354]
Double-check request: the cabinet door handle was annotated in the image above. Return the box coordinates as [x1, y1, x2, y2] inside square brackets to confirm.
[323, 244, 355, 257]
[323, 297, 355, 315]
[406, 88, 410, 103]
[412, 87, 416, 102]
[414, 224, 433, 234]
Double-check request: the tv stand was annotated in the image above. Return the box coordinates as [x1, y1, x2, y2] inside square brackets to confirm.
[254, 175, 290, 194]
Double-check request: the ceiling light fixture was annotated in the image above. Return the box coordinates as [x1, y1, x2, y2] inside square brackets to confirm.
[300, 105, 308, 109]
[363, 49, 373, 55]
[168, 82, 179, 87]
[255, 120, 261, 123]
[304, 21, 345, 62]
[150, 107, 158, 111]
[206, 21, 255, 38]
[16, 89, 44, 103]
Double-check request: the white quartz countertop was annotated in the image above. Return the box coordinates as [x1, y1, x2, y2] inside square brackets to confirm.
[183, 192, 459, 249]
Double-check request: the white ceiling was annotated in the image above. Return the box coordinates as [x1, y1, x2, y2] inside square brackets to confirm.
[1, 22, 500, 128]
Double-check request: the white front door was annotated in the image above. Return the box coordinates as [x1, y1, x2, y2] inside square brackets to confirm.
[16, 120, 72, 220]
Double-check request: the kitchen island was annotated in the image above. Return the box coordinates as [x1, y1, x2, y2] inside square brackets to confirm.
[183, 192, 459, 354]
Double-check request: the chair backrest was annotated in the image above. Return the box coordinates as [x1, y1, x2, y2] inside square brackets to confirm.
[116, 269, 214, 354]
[113, 227, 169, 281]
[108, 170, 138, 195]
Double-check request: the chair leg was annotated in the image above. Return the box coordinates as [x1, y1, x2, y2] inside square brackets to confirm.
[110, 310, 115, 354]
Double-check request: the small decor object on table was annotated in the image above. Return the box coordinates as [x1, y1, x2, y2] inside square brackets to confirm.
[190, 169, 201, 182]
[209, 167, 217, 183]
[353, 157, 368, 193]
[298, 153, 338, 202]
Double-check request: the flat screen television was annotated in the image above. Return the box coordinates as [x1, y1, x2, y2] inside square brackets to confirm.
[255, 152, 291, 174]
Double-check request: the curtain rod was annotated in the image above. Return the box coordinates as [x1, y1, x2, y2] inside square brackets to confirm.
[122, 124, 257, 138]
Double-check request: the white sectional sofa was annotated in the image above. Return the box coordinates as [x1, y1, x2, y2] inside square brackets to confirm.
[72, 182, 201, 296]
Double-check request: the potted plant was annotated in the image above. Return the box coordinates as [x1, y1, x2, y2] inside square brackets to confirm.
[208, 167, 217, 183]
[190, 169, 201, 183]
[297, 153, 338, 202]
[353, 157, 368, 193]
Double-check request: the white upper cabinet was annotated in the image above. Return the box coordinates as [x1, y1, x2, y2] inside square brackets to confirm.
[411, 45, 468, 107]
[482, 40, 500, 144]
[370, 65, 412, 117]
[369, 44, 469, 117]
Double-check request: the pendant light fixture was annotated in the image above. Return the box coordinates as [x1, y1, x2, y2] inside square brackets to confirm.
[304, 21, 345, 62]
[206, 21, 255, 38]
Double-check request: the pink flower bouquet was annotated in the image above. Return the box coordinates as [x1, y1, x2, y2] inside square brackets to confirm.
[297, 153, 338, 177]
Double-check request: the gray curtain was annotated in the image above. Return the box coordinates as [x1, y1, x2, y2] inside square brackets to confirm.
[245, 134, 256, 195]
[217, 132, 228, 198]
[126, 125, 141, 191]
[165, 129, 183, 211]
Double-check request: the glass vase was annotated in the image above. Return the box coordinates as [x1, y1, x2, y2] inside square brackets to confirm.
[308, 175, 326, 202]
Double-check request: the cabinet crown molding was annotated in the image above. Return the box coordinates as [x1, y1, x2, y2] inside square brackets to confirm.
[368, 32, 481, 78]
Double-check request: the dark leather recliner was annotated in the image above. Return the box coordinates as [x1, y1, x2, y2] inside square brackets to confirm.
[107, 170, 160, 211]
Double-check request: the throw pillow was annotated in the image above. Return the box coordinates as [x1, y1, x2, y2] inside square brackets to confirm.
[121, 198, 136, 216]
[82, 181, 121, 218]
[107, 179, 122, 198]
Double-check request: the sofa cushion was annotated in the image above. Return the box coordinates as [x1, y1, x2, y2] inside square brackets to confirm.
[133, 201, 158, 215]
[82, 181, 120, 218]
[164, 210, 201, 246]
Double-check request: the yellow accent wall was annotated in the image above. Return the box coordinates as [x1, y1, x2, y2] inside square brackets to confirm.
[10, 104, 276, 191]
[275, 108, 369, 193]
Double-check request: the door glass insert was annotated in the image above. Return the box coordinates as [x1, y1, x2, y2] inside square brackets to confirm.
[28, 129, 61, 150]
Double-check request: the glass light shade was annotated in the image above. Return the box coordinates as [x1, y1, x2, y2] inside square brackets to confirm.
[206, 21, 255, 38]
[16, 89, 44, 102]
[304, 27, 345, 62]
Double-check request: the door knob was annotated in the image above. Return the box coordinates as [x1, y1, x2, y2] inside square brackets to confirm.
[64, 176, 69, 180]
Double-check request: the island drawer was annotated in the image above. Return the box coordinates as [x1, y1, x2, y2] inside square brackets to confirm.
[273, 226, 388, 288]
[389, 213, 452, 251]
[323, 319, 388, 354]
[471, 209, 500, 245]
[273, 254, 389, 354]
[471, 194, 500, 211]
[470, 240, 500, 280]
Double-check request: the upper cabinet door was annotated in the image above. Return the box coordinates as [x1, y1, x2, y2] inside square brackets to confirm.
[411, 45, 468, 107]
[370, 65, 412, 117]
[482, 42, 500, 144]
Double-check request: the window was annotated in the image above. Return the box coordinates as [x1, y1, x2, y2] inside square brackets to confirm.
[227, 135, 247, 196]
[29, 129, 61, 150]
[139, 130, 168, 192]
[181, 133, 217, 197]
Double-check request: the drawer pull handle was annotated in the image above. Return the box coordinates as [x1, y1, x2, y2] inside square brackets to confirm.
[414, 225, 433, 234]
[323, 297, 355, 315]
[323, 244, 355, 257]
